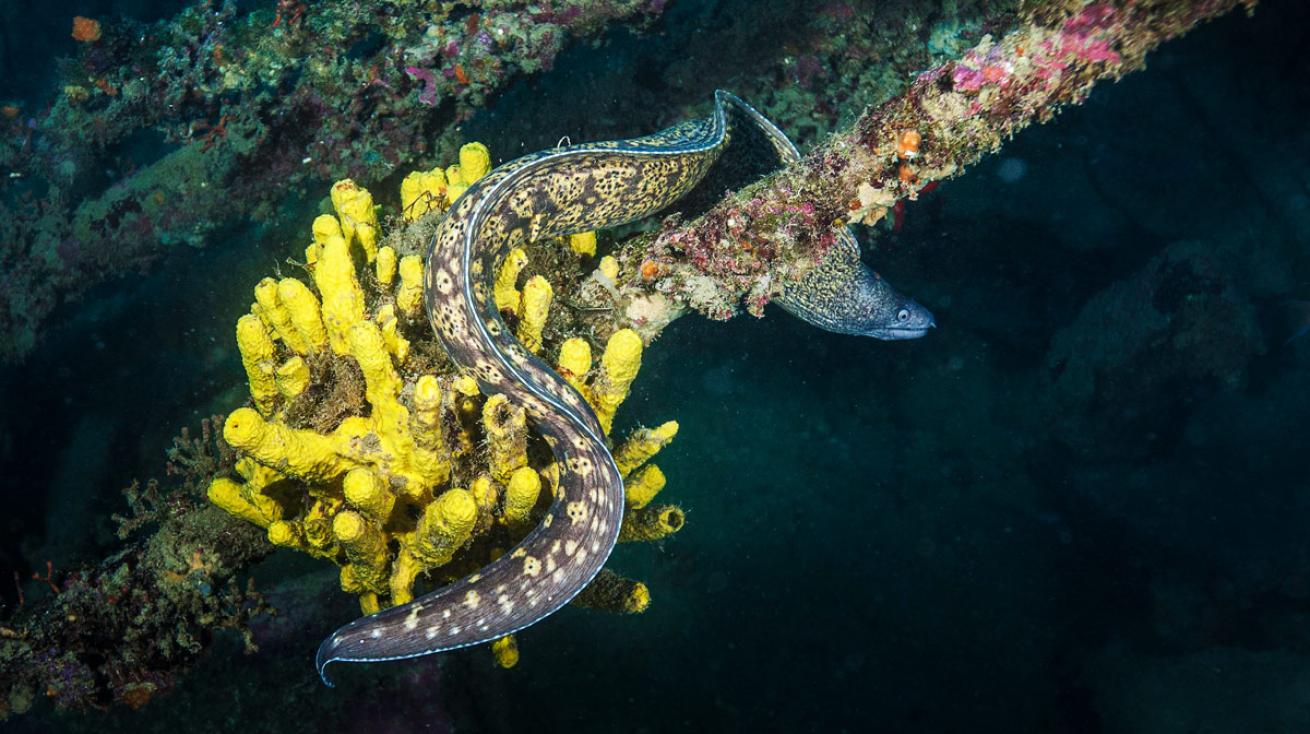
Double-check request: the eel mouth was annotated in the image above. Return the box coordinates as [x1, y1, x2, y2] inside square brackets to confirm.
[866, 310, 936, 340]
[868, 325, 934, 340]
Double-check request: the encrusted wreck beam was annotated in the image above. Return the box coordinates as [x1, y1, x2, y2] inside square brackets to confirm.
[0, 0, 672, 364]
[595, 0, 1257, 335]
[0, 420, 273, 718]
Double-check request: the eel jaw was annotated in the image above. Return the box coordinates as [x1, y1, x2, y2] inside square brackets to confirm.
[866, 324, 934, 340]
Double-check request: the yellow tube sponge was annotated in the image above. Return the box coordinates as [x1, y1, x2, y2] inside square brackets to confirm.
[234, 456, 282, 494]
[454, 375, 479, 397]
[375, 246, 397, 288]
[494, 248, 528, 314]
[517, 275, 553, 354]
[400, 168, 448, 221]
[539, 462, 560, 497]
[223, 407, 356, 483]
[599, 255, 620, 281]
[613, 421, 679, 476]
[388, 552, 423, 605]
[266, 507, 340, 561]
[618, 504, 685, 543]
[568, 231, 597, 257]
[410, 488, 477, 568]
[312, 214, 343, 245]
[254, 277, 309, 355]
[572, 569, 651, 613]
[491, 635, 519, 669]
[267, 520, 302, 550]
[251, 302, 276, 339]
[343, 467, 394, 524]
[207, 477, 281, 528]
[301, 496, 344, 554]
[410, 375, 447, 455]
[304, 242, 320, 275]
[348, 321, 403, 419]
[346, 322, 449, 497]
[459, 142, 492, 184]
[333, 510, 389, 598]
[314, 234, 367, 355]
[375, 303, 410, 364]
[211, 164, 684, 656]
[275, 356, 310, 399]
[470, 474, 500, 534]
[593, 329, 644, 433]
[396, 255, 424, 319]
[450, 375, 482, 457]
[236, 314, 279, 415]
[345, 580, 381, 617]
[277, 278, 328, 354]
[444, 168, 468, 205]
[482, 394, 527, 483]
[556, 338, 592, 397]
[502, 466, 541, 527]
[330, 179, 379, 262]
[623, 464, 666, 509]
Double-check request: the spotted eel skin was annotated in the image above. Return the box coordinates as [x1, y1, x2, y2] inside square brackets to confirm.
[316, 91, 928, 685]
[776, 228, 935, 339]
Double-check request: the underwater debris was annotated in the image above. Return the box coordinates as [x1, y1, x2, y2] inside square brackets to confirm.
[208, 146, 681, 668]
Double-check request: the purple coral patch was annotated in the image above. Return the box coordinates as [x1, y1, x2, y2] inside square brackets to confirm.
[404, 65, 440, 106]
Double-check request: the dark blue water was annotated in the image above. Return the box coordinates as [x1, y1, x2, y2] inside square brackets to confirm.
[2, 2, 1309, 732]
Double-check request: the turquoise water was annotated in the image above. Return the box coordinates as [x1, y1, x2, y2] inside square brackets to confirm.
[2, 1, 1309, 732]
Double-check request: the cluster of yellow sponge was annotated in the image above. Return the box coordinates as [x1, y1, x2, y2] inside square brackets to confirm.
[398, 141, 492, 221]
[208, 143, 683, 668]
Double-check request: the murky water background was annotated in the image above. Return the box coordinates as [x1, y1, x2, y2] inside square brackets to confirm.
[2, 2, 1309, 731]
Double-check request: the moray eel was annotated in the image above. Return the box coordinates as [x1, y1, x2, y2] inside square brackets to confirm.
[777, 229, 935, 339]
[316, 91, 930, 684]
[753, 108, 935, 339]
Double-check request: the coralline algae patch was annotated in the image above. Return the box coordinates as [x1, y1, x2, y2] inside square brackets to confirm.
[207, 145, 683, 668]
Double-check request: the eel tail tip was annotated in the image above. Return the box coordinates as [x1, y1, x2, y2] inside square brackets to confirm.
[315, 636, 339, 688]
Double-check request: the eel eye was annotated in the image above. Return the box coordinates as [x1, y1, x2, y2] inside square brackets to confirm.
[897, 308, 910, 322]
